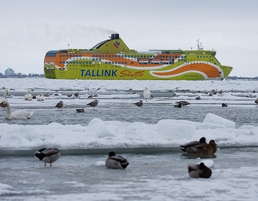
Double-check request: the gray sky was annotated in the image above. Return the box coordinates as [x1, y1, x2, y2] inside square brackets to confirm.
[1, 0, 257, 77]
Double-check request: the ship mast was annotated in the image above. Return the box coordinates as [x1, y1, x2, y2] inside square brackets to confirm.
[196, 39, 203, 50]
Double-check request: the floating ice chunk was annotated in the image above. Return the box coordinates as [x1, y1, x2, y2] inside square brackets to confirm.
[157, 119, 195, 140]
[203, 113, 235, 129]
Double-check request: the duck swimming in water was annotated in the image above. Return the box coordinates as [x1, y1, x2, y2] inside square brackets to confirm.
[105, 151, 129, 169]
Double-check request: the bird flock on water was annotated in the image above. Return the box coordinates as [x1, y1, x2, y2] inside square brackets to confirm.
[33, 136, 215, 179]
[1, 86, 258, 178]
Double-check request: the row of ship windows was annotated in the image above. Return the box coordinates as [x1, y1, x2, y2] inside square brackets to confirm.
[59, 54, 212, 59]
[59, 59, 214, 65]
[197, 56, 212, 58]
[58, 58, 214, 64]
[59, 54, 186, 59]
[60, 61, 132, 64]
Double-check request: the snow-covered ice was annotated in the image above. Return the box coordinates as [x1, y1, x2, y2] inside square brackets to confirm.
[0, 78, 257, 200]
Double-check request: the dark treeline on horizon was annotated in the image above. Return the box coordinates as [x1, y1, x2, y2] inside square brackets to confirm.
[0, 72, 44, 78]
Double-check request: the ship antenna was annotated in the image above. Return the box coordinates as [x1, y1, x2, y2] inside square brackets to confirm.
[196, 39, 203, 50]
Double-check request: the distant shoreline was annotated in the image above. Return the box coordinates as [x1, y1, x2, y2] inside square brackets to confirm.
[0, 75, 258, 80]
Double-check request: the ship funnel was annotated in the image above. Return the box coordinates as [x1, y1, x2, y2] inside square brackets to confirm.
[111, 33, 119, 40]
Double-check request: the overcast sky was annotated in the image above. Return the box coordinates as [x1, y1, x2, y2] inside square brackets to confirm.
[1, 0, 257, 77]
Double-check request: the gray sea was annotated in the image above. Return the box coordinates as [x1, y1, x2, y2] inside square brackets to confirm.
[0, 80, 258, 200]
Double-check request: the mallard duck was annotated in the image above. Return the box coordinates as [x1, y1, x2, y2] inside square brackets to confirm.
[190, 140, 217, 155]
[0, 100, 34, 119]
[135, 100, 143, 107]
[76, 108, 85, 113]
[222, 103, 228, 107]
[143, 87, 153, 102]
[196, 96, 201, 100]
[34, 148, 61, 166]
[55, 101, 63, 109]
[176, 100, 190, 106]
[188, 162, 212, 178]
[105, 151, 129, 169]
[87, 99, 98, 107]
[174, 102, 182, 108]
[180, 137, 207, 152]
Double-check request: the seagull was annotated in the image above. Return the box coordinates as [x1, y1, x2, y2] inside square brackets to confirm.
[143, 87, 153, 102]
[87, 87, 101, 98]
[87, 99, 98, 107]
[55, 101, 63, 109]
[34, 148, 61, 166]
[105, 151, 129, 169]
[135, 100, 143, 107]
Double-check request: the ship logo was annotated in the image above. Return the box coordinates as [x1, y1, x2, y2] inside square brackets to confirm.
[114, 41, 120, 48]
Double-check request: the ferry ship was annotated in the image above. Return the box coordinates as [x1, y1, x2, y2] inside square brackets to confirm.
[44, 34, 233, 80]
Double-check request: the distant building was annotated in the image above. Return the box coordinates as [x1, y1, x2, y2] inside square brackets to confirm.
[4, 68, 15, 76]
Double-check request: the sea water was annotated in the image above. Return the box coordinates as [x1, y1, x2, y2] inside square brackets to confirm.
[0, 148, 257, 200]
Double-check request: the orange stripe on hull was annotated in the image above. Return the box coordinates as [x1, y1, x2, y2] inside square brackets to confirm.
[151, 63, 221, 78]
